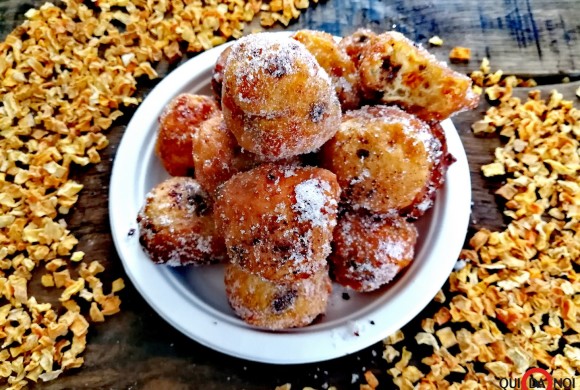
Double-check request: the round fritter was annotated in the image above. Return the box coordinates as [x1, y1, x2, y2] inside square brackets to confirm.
[339, 28, 376, 67]
[329, 212, 417, 292]
[358, 31, 479, 122]
[211, 45, 232, 105]
[225, 263, 332, 329]
[192, 113, 303, 195]
[320, 105, 443, 217]
[215, 164, 340, 282]
[221, 33, 341, 160]
[291, 30, 361, 110]
[137, 177, 226, 266]
[156, 94, 219, 176]
[192, 113, 261, 195]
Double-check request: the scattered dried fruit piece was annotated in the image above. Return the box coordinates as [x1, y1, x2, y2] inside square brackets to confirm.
[449, 47, 471, 63]
[364, 370, 379, 388]
[70, 252, 85, 262]
[428, 36, 443, 46]
[481, 162, 505, 177]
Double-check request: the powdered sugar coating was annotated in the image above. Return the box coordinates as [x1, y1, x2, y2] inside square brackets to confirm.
[321, 105, 444, 217]
[221, 33, 342, 159]
[224, 263, 332, 330]
[293, 179, 337, 228]
[329, 212, 417, 292]
[215, 164, 340, 282]
[137, 177, 226, 266]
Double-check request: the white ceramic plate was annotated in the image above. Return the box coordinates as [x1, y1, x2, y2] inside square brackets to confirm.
[109, 32, 472, 364]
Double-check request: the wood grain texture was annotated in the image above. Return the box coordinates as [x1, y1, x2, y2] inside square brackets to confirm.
[1, 0, 580, 388]
[292, 0, 580, 77]
[1, 0, 580, 77]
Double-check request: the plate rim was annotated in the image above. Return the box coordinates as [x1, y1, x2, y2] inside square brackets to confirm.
[108, 32, 472, 364]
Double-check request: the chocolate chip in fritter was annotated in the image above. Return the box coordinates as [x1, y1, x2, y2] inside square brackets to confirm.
[381, 57, 402, 82]
[356, 148, 370, 159]
[272, 289, 298, 312]
[187, 193, 209, 215]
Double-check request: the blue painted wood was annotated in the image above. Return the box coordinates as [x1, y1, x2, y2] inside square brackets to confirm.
[290, 0, 580, 76]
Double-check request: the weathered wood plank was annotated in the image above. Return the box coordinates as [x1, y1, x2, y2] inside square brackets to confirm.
[293, 0, 580, 77]
[1, 0, 580, 388]
[2, 0, 580, 77]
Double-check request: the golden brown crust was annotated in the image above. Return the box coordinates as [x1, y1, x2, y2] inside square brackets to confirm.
[156, 94, 219, 176]
[192, 113, 262, 195]
[211, 46, 232, 106]
[225, 263, 332, 329]
[339, 28, 377, 67]
[329, 212, 417, 292]
[137, 177, 226, 266]
[321, 105, 443, 217]
[215, 164, 340, 282]
[221, 34, 341, 159]
[291, 29, 361, 110]
[192, 112, 303, 196]
[358, 31, 479, 122]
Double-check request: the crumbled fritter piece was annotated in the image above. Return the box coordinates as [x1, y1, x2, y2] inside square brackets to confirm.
[358, 32, 479, 122]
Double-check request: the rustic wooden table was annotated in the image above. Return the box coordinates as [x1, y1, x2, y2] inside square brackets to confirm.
[1, 0, 579, 389]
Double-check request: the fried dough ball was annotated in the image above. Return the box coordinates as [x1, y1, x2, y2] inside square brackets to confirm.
[330, 212, 417, 292]
[358, 31, 479, 122]
[211, 46, 232, 105]
[291, 30, 361, 110]
[192, 113, 303, 195]
[137, 177, 226, 266]
[192, 113, 260, 195]
[221, 33, 341, 160]
[225, 263, 332, 329]
[215, 164, 340, 282]
[156, 94, 219, 176]
[320, 105, 444, 218]
[339, 28, 376, 67]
